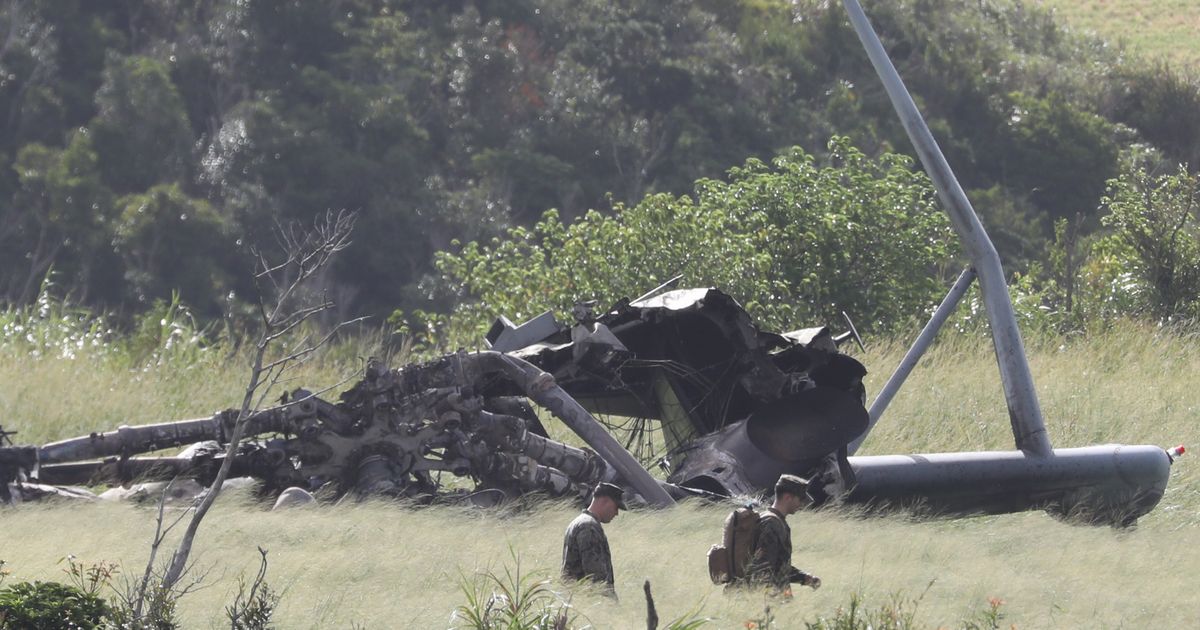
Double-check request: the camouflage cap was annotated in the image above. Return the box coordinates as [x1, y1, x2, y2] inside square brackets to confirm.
[775, 474, 809, 497]
[592, 482, 626, 509]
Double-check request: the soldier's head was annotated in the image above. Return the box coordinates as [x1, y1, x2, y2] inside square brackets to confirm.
[588, 482, 625, 523]
[773, 474, 809, 515]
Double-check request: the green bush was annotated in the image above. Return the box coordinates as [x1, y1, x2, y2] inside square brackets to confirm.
[451, 556, 576, 630]
[1099, 161, 1200, 319]
[427, 137, 956, 346]
[0, 580, 112, 629]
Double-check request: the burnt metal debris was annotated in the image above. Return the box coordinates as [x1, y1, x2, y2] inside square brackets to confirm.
[0, 288, 868, 511]
[0, 2, 1182, 525]
[0, 286, 1176, 525]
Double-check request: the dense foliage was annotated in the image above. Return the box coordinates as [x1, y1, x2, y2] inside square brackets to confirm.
[0, 581, 111, 629]
[429, 138, 955, 341]
[2, 0, 1198, 328]
[1099, 162, 1200, 319]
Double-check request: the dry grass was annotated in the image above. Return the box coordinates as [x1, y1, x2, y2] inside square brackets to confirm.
[0, 343, 368, 447]
[3, 320, 1200, 627]
[1029, 0, 1200, 68]
[861, 321, 1200, 520]
[2, 498, 1199, 628]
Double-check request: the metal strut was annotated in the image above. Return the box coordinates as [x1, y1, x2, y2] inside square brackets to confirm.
[841, 0, 1052, 456]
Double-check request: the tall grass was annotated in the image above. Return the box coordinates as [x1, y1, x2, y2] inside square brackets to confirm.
[2, 310, 1199, 627]
[1030, 0, 1200, 67]
[452, 550, 576, 630]
[0, 290, 373, 446]
[3, 498, 1198, 628]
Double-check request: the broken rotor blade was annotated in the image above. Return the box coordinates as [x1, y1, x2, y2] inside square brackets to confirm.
[471, 351, 676, 507]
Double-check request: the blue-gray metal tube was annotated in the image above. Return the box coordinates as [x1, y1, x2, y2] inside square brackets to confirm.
[845, 445, 1170, 523]
[842, 0, 1052, 457]
[850, 267, 976, 455]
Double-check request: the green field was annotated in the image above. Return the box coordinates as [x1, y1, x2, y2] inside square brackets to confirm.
[4, 2, 1200, 627]
[2, 321, 1198, 628]
[1031, 0, 1200, 68]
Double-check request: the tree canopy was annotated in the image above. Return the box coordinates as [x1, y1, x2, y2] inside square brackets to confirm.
[0, 0, 1197, 330]
[428, 138, 955, 343]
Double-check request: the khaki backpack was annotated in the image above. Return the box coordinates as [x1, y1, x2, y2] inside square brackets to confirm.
[707, 506, 760, 584]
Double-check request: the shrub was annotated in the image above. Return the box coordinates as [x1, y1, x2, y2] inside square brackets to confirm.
[1100, 161, 1200, 319]
[428, 137, 956, 347]
[0, 580, 112, 629]
[451, 554, 576, 630]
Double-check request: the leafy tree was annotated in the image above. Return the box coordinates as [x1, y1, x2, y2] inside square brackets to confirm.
[719, 137, 958, 331]
[967, 185, 1048, 270]
[0, 0, 1197, 330]
[429, 138, 955, 344]
[6, 132, 115, 304]
[1099, 162, 1200, 319]
[112, 184, 236, 317]
[1103, 62, 1200, 173]
[990, 92, 1119, 225]
[91, 55, 193, 194]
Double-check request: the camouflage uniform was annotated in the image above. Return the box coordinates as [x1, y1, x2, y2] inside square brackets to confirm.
[745, 507, 813, 594]
[561, 509, 615, 595]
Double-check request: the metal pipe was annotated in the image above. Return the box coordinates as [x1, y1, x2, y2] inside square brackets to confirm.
[38, 417, 223, 464]
[845, 445, 1170, 524]
[35, 409, 289, 466]
[522, 432, 607, 483]
[475, 409, 610, 484]
[841, 0, 1052, 457]
[850, 267, 975, 454]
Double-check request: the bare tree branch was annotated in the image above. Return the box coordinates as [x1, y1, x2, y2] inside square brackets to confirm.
[155, 210, 358, 594]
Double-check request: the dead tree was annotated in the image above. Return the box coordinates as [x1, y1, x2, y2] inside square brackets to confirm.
[135, 210, 359, 603]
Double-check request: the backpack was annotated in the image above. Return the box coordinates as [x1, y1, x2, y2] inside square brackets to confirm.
[707, 506, 760, 584]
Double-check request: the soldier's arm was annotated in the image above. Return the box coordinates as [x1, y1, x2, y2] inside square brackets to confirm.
[786, 566, 820, 588]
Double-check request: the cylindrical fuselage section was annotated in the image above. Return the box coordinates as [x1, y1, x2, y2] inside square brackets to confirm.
[846, 445, 1170, 522]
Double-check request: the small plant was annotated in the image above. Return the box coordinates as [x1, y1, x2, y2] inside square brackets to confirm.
[663, 615, 711, 630]
[123, 292, 215, 368]
[0, 580, 112, 629]
[106, 578, 183, 630]
[0, 559, 7, 627]
[60, 555, 120, 598]
[451, 552, 576, 630]
[645, 579, 711, 630]
[743, 597, 775, 629]
[803, 591, 916, 630]
[0, 273, 115, 361]
[226, 547, 280, 630]
[964, 596, 1006, 630]
[802, 583, 935, 630]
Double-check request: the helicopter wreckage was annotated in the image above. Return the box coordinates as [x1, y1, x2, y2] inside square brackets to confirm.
[0, 287, 866, 510]
[0, 0, 1184, 525]
[0, 285, 1179, 525]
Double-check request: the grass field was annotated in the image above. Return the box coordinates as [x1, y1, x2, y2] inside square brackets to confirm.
[2, 319, 1199, 628]
[1030, 0, 1200, 68]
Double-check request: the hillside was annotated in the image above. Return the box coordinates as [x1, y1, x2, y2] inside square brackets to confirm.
[1033, 0, 1200, 68]
[3, 0, 1199, 330]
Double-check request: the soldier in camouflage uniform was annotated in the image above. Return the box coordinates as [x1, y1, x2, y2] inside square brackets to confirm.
[746, 474, 822, 597]
[561, 482, 624, 598]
